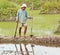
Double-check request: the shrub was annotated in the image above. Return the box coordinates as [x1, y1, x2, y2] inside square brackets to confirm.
[0, 0, 20, 20]
[0, 8, 18, 19]
[40, 2, 60, 14]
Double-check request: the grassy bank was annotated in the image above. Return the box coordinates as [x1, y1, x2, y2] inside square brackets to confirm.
[0, 11, 60, 36]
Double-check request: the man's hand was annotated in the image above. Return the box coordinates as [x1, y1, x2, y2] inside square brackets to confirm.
[16, 20, 18, 23]
[30, 17, 33, 20]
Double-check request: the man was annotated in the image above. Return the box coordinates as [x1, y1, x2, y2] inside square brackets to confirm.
[16, 4, 32, 38]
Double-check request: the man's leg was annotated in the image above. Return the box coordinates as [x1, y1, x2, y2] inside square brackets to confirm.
[24, 24, 27, 37]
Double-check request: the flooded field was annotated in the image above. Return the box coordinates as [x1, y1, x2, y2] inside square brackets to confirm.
[0, 44, 60, 55]
[0, 14, 60, 55]
[0, 14, 60, 36]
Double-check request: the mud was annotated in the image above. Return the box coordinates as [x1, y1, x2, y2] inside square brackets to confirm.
[0, 35, 60, 47]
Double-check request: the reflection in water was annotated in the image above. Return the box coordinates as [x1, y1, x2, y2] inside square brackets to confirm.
[15, 44, 19, 55]
[0, 44, 60, 55]
[20, 43, 24, 55]
[19, 43, 34, 55]
[24, 44, 29, 55]
[31, 45, 34, 55]
[14, 43, 34, 55]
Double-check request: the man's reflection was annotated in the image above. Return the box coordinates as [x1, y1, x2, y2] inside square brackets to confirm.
[19, 43, 35, 55]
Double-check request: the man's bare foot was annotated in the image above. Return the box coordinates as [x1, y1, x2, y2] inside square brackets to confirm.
[24, 35, 26, 38]
[19, 35, 21, 38]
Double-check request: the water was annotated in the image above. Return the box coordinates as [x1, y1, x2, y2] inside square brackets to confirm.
[0, 28, 54, 36]
[0, 44, 60, 55]
[0, 14, 60, 55]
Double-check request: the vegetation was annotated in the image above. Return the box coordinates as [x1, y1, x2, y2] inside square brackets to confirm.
[0, 12, 60, 36]
[0, 0, 20, 19]
[0, 0, 60, 19]
[8, 0, 60, 13]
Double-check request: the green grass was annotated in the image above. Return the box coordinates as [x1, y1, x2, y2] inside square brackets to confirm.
[0, 10, 60, 36]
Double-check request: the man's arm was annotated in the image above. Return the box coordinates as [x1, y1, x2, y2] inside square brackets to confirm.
[26, 11, 33, 19]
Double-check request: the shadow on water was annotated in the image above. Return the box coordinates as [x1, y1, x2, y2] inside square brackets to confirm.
[0, 43, 60, 55]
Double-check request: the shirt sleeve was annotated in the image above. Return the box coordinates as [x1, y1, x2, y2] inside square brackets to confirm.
[16, 10, 19, 21]
[26, 11, 30, 19]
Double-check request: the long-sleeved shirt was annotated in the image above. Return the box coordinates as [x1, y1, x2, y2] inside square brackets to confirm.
[16, 9, 30, 23]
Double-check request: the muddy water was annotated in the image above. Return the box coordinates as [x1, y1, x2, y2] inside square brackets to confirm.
[0, 28, 54, 36]
[0, 44, 60, 55]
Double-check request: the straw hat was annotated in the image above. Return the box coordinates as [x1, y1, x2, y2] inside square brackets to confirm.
[21, 4, 27, 8]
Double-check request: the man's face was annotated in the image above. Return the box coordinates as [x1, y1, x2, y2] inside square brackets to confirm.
[22, 7, 26, 10]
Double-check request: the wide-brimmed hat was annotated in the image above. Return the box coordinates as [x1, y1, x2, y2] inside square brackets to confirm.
[21, 4, 27, 8]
